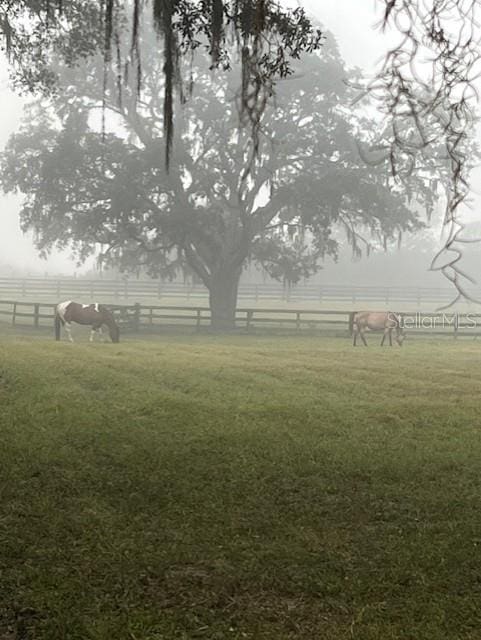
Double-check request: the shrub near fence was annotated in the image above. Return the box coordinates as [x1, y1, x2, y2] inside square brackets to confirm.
[1, 299, 481, 337]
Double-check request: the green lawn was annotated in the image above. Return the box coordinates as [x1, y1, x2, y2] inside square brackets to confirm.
[1, 332, 481, 639]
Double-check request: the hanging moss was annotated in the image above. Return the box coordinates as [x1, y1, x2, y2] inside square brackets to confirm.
[2, 1, 322, 169]
[95, 0, 323, 169]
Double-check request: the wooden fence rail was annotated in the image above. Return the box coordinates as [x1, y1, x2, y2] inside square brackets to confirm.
[2, 300, 481, 338]
[0, 277, 468, 306]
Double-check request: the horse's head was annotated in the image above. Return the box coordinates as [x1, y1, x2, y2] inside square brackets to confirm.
[109, 323, 120, 343]
[393, 313, 406, 346]
[100, 306, 120, 343]
[396, 329, 406, 346]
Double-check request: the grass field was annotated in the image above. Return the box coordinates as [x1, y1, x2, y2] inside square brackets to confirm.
[1, 331, 481, 639]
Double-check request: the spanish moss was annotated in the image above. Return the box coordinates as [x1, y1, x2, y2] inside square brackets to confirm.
[364, 0, 480, 306]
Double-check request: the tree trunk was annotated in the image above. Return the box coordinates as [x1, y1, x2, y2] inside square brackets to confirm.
[208, 267, 242, 331]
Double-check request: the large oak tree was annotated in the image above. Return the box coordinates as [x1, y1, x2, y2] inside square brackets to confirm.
[1, 30, 427, 329]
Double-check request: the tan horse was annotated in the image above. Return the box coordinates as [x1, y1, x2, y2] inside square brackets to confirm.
[350, 311, 405, 347]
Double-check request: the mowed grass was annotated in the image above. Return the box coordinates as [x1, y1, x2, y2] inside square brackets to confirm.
[1, 332, 481, 639]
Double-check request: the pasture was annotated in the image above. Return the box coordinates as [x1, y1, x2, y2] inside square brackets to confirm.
[1, 331, 481, 639]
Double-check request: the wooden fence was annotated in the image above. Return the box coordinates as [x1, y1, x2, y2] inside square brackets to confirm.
[1, 299, 481, 338]
[0, 300, 350, 334]
[0, 277, 465, 307]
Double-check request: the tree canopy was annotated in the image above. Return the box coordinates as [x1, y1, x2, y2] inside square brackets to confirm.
[0, 0, 322, 169]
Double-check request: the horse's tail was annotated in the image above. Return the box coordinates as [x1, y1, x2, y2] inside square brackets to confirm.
[349, 312, 356, 335]
[54, 311, 62, 341]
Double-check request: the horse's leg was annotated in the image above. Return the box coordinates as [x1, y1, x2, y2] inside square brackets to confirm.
[361, 330, 368, 346]
[90, 322, 105, 343]
[96, 327, 108, 343]
[90, 326, 105, 342]
[353, 327, 357, 346]
[65, 322, 74, 343]
[389, 329, 393, 346]
[381, 330, 387, 346]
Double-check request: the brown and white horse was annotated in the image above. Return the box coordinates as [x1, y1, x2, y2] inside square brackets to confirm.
[350, 311, 405, 347]
[55, 301, 120, 343]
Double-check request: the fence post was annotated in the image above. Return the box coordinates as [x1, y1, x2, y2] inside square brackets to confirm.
[133, 303, 141, 332]
[56, 280, 61, 299]
[246, 309, 253, 332]
[34, 303, 40, 329]
[348, 311, 354, 336]
[196, 309, 201, 332]
[21, 280, 26, 297]
[296, 311, 301, 331]
[454, 313, 459, 339]
[12, 302, 17, 326]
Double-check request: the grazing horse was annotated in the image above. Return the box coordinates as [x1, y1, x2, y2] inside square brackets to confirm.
[350, 311, 405, 347]
[55, 301, 120, 343]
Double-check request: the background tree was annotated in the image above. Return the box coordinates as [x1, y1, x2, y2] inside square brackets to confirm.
[1, 30, 428, 329]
